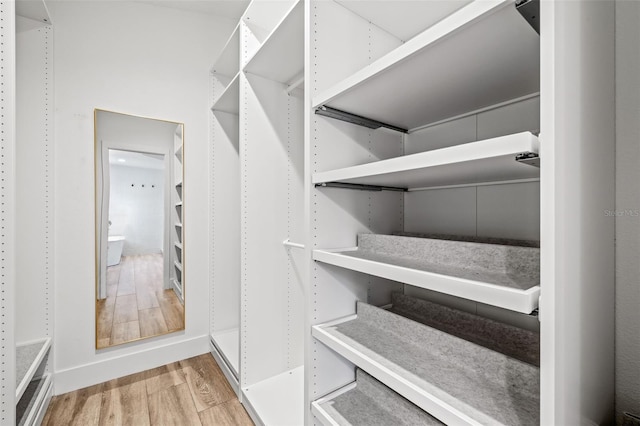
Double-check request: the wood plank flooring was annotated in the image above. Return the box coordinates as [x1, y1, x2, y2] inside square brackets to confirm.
[97, 254, 184, 349]
[42, 354, 253, 426]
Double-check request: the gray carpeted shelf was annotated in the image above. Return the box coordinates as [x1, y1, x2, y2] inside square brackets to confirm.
[16, 338, 50, 399]
[313, 300, 540, 425]
[313, 369, 443, 426]
[314, 233, 540, 313]
[16, 375, 50, 426]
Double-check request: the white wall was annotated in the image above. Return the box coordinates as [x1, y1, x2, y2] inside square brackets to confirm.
[616, 0, 640, 421]
[51, 0, 235, 393]
[109, 164, 164, 256]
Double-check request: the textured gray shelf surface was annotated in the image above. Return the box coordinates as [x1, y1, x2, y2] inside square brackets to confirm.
[318, 369, 443, 426]
[342, 234, 539, 290]
[390, 292, 539, 366]
[16, 340, 47, 389]
[16, 377, 47, 426]
[329, 301, 540, 425]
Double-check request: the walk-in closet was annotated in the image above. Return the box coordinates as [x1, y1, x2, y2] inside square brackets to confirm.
[1, 0, 636, 424]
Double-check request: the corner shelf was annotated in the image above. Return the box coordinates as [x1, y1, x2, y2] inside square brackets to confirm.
[16, 338, 51, 402]
[314, 234, 539, 314]
[313, 132, 539, 190]
[313, 302, 539, 426]
[312, 0, 539, 131]
[243, 0, 303, 85]
[211, 72, 240, 115]
[212, 24, 240, 79]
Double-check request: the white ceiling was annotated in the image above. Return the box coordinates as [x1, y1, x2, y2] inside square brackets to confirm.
[136, 0, 251, 20]
[109, 149, 165, 170]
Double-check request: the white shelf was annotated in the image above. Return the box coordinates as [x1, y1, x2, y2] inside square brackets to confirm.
[174, 144, 182, 159]
[16, 373, 52, 426]
[174, 241, 182, 251]
[16, 338, 51, 401]
[312, 372, 442, 426]
[211, 72, 240, 115]
[175, 222, 182, 228]
[244, 0, 303, 85]
[174, 261, 182, 272]
[313, 246, 539, 314]
[16, 0, 51, 25]
[313, 303, 539, 426]
[211, 328, 240, 378]
[313, 132, 539, 190]
[242, 366, 304, 426]
[212, 24, 240, 79]
[312, 0, 539, 131]
[175, 201, 182, 208]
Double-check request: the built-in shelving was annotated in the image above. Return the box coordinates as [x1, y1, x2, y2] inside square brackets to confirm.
[174, 260, 182, 273]
[243, 0, 303, 85]
[212, 24, 240, 79]
[312, 0, 539, 131]
[211, 73, 240, 115]
[211, 328, 240, 377]
[242, 366, 304, 426]
[314, 234, 539, 314]
[175, 222, 182, 228]
[175, 201, 182, 208]
[16, 374, 52, 426]
[15, 338, 51, 402]
[312, 369, 443, 426]
[174, 241, 182, 251]
[313, 132, 539, 190]
[313, 302, 539, 426]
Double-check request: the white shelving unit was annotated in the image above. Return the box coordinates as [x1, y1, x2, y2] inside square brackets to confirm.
[1, 1, 56, 424]
[312, 0, 539, 131]
[211, 73, 240, 115]
[234, 0, 305, 424]
[304, 1, 550, 425]
[15, 338, 51, 402]
[209, 0, 251, 400]
[313, 132, 539, 190]
[243, 0, 303, 85]
[171, 124, 184, 302]
[313, 241, 540, 314]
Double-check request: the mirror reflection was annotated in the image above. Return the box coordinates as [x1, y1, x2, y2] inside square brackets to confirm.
[95, 109, 185, 349]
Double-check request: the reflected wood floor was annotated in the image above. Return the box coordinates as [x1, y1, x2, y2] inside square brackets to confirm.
[42, 354, 254, 426]
[97, 254, 184, 349]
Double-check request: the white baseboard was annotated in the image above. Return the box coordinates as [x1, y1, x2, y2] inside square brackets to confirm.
[54, 334, 209, 394]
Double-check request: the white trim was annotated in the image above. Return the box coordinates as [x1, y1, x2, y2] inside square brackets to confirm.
[54, 335, 208, 394]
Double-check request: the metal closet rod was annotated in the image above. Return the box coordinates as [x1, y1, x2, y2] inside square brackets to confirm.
[315, 105, 408, 133]
[283, 239, 305, 249]
[315, 182, 408, 192]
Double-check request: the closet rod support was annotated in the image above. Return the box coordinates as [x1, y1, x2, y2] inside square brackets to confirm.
[286, 75, 305, 94]
[315, 106, 408, 133]
[315, 182, 408, 192]
[283, 239, 305, 249]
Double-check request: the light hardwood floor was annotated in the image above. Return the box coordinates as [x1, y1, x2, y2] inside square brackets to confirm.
[42, 354, 253, 426]
[97, 254, 184, 348]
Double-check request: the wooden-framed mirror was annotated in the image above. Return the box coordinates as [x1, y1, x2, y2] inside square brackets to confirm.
[94, 109, 185, 349]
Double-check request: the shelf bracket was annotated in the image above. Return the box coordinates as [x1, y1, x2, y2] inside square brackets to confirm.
[515, 152, 540, 168]
[515, 0, 540, 34]
[315, 182, 408, 192]
[315, 106, 408, 134]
